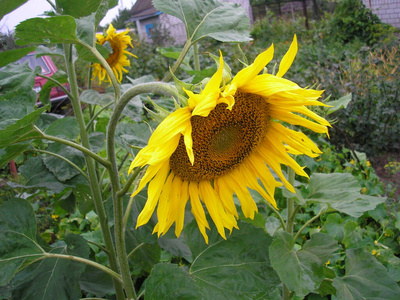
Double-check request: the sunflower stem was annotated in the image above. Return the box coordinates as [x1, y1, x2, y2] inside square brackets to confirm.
[163, 38, 192, 82]
[193, 42, 200, 71]
[63, 44, 125, 300]
[106, 82, 179, 300]
[283, 167, 297, 300]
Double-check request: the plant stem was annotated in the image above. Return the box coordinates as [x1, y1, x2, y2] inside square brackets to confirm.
[63, 44, 125, 300]
[163, 39, 192, 82]
[193, 42, 200, 71]
[293, 206, 330, 242]
[286, 168, 296, 234]
[283, 167, 296, 300]
[43, 253, 122, 283]
[106, 82, 178, 300]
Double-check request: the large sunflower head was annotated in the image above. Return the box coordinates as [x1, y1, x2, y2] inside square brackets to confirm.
[129, 35, 330, 243]
[92, 23, 137, 85]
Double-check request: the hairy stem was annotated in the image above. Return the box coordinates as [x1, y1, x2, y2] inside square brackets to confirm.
[43, 252, 122, 283]
[163, 39, 192, 82]
[106, 82, 179, 300]
[63, 44, 125, 300]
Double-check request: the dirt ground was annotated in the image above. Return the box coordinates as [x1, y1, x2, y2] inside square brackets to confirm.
[370, 152, 400, 201]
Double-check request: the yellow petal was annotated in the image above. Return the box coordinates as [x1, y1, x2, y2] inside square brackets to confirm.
[276, 34, 298, 77]
[232, 44, 274, 88]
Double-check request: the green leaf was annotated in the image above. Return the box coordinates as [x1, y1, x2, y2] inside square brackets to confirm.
[153, 0, 251, 43]
[44, 116, 79, 140]
[0, 61, 39, 92]
[325, 93, 352, 115]
[0, 0, 29, 19]
[0, 86, 37, 121]
[305, 173, 385, 218]
[269, 231, 339, 297]
[145, 263, 203, 300]
[265, 215, 282, 236]
[75, 13, 96, 46]
[17, 156, 70, 193]
[89, 131, 105, 152]
[125, 193, 161, 274]
[332, 248, 400, 299]
[57, 0, 102, 18]
[15, 16, 79, 45]
[42, 143, 85, 182]
[321, 213, 347, 241]
[9, 233, 90, 300]
[0, 199, 43, 286]
[75, 183, 94, 215]
[0, 143, 29, 168]
[184, 221, 280, 299]
[35, 45, 65, 57]
[115, 122, 151, 155]
[0, 47, 36, 68]
[80, 89, 113, 106]
[38, 70, 68, 106]
[158, 236, 192, 263]
[0, 106, 46, 148]
[79, 265, 114, 298]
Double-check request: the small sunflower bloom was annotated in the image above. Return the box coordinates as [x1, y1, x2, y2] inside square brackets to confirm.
[92, 24, 137, 84]
[129, 35, 330, 243]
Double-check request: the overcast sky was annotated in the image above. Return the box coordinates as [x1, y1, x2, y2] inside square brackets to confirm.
[0, 0, 136, 34]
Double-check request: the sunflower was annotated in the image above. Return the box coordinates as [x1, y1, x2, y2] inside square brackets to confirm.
[92, 24, 137, 84]
[128, 35, 330, 243]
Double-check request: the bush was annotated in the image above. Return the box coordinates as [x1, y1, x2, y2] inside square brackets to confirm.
[331, 0, 391, 45]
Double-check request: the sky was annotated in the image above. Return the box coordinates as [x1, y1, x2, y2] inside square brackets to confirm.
[0, 0, 136, 34]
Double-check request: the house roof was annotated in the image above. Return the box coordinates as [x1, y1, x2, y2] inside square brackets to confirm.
[129, 0, 159, 21]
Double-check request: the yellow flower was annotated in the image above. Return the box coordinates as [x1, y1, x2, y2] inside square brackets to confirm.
[129, 35, 330, 243]
[92, 24, 137, 84]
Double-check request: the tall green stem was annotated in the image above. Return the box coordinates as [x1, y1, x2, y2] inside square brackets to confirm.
[283, 167, 296, 300]
[106, 82, 179, 300]
[63, 44, 125, 300]
[163, 39, 192, 82]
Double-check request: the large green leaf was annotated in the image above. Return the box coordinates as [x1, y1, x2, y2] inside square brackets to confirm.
[44, 116, 79, 140]
[0, 86, 37, 121]
[17, 156, 71, 193]
[0, 47, 36, 68]
[79, 265, 114, 298]
[0, 107, 46, 148]
[0, 0, 29, 19]
[153, 0, 251, 43]
[184, 221, 280, 299]
[0, 61, 39, 92]
[125, 192, 161, 274]
[9, 234, 90, 300]
[269, 231, 339, 297]
[304, 173, 385, 218]
[42, 143, 86, 182]
[56, 0, 117, 23]
[80, 89, 114, 106]
[115, 122, 151, 155]
[15, 16, 79, 45]
[332, 248, 400, 299]
[146, 263, 203, 299]
[0, 199, 43, 286]
[0, 143, 29, 168]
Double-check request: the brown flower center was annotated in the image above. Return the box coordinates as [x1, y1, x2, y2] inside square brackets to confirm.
[170, 91, 270, 182]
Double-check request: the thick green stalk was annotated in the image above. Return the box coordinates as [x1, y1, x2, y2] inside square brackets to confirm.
[63, 44, 125, 300]
[106, 82, 179, 300]
[193, 42, 200, 71]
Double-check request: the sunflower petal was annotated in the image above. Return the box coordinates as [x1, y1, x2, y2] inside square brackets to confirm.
[276, 34, 298, 77]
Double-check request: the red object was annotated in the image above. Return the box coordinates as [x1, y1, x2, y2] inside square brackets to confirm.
[17, 53, 70, 104]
